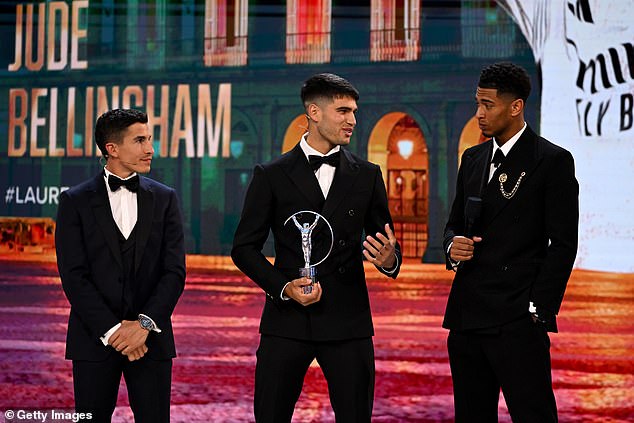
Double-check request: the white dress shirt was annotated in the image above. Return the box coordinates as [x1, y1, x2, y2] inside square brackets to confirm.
[103, 167, 138, 239]
[299, 133, 340, 198]
[488, 122, 526, 182]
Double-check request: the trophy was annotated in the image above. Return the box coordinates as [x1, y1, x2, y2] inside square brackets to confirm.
[284, 210, 334, 294]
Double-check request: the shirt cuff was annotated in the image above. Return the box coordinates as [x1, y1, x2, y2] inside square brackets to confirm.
[447, 242, 460, 270]
[528, 301, 536, 313]
[280, 282, 291, 301]
[139, 314, 162, 333]
[380, 253, 399, 274]
[100, 323, 121, 346]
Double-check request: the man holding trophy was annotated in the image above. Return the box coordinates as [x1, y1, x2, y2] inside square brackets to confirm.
[232, 73, 401, 423]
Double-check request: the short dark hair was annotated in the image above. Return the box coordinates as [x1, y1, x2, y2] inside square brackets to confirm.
[95, 109, 148, 157]
[478, 62, 531, 101]
[300, 73, 359, 108]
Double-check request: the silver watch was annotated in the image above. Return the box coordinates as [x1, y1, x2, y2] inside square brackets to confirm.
[138, 315, 156, 332]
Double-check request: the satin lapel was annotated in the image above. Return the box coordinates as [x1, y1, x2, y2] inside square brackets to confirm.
[321, 149, 360, 221]
[481, 128, 541, 227]
[90, 174, 123, 270]
[281, 143, 326, 210]
[135, 177, 154, 275]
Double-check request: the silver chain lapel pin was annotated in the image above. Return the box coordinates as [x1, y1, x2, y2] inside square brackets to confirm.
[499, 171, 526, 199]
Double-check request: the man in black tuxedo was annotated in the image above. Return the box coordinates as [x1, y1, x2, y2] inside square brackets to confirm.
[443, 62, 579, 422]
[232, 73, 402, 423]
[55, 109, 186, 422]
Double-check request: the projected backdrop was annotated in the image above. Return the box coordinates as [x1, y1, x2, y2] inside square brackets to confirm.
[0, 0, 631, 272]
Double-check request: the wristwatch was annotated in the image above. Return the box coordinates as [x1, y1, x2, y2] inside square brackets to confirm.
[138, 315, 157, 332]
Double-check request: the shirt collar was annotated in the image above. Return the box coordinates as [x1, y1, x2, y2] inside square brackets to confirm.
[299, 133, 340, 159]
[493, 121, 527, 157]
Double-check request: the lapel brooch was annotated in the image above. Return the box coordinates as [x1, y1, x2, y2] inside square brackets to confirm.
[499, 171, 526, 199]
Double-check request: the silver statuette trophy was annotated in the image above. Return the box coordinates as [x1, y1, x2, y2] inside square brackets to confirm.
[284, 210, 334, 294]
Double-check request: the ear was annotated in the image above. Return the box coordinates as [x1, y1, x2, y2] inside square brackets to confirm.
[307, 103, 321, 123]
[510, 98, 524, 117]
[105, 142, 118, 158]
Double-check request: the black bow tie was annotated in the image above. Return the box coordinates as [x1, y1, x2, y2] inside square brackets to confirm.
[108, 175, 139, 192]
[308, 152, 340, 171]
[491, 149, 506, 168]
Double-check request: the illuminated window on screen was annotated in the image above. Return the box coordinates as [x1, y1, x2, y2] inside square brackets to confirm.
[286, 0, 332, 64]
[204, 0, 249, 66]
[370, 0, 421, 62]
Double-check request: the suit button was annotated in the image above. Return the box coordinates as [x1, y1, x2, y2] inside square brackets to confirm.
[338, 239, 346, 247]
[338, 266, 346, 274]
[348, 209, 355, 216]
[502, 265, 509, 271]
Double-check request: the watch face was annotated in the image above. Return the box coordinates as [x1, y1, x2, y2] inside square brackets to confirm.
[140, 317, 152, 330]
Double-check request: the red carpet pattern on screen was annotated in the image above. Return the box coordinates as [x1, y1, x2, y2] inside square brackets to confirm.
[0, 258, 632, 422]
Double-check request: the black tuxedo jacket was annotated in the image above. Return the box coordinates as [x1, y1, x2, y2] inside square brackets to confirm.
[443, 126, 578, 332]
[232, 144, 401, 341]
[56, 173, 186, 360]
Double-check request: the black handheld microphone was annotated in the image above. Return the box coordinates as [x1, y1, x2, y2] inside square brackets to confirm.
[464, 196, 482, 238]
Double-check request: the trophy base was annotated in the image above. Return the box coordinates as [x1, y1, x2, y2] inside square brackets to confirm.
[299, 266, 316, 294]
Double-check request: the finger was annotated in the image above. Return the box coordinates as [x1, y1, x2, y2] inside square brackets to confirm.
[453, 237, 473, 247]
[293, 277, 312, 287]
[375, 232, 390, 246]
[365, 235, 383, 251]
[453, 246, 473, 255]
[384, 224, 396, 242]
[363, 242, 379, 260]
[363, 249, 379, 264]
[473, 236, 483, 242]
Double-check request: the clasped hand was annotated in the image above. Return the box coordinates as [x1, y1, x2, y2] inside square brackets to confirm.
[284, 277, 322, 306]
[450, 236, 483, 262]
[108, 320, 149, 361]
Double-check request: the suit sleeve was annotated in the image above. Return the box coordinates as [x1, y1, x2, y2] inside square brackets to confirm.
[530, 149, 579, 314]
[139, 189, 186, 324]
[443, 153, 468, 270]
[56, 191, 120, 339]
[231, 165, 289, 300]
[364, 166, 401, 279]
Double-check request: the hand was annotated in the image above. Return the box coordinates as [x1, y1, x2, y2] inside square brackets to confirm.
[283, 277, 322, 306]
[125, 344, 149, 361]
[450, 236, 482, 262]
[363, 224, 397, 268]
[109, 320, 149, 355]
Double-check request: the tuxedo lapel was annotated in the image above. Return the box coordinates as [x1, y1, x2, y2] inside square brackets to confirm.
[321, 148, 360, 221]
[135, 177, 154, 275]
[481, 127, 542, 227]
[89, 174, 124, 270]
[465, 141, 492, 198]
[281, 144, 326, 210]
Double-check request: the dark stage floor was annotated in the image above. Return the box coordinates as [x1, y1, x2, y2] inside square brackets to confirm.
[0, 258, 632, 422]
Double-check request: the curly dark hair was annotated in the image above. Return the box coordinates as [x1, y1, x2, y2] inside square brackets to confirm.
[95, 109, 148, 158]
[301, 73, 359, 108]
[478, 62, 531, 101]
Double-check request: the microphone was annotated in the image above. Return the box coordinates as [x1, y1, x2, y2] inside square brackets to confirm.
[464, 196, 482, 238]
